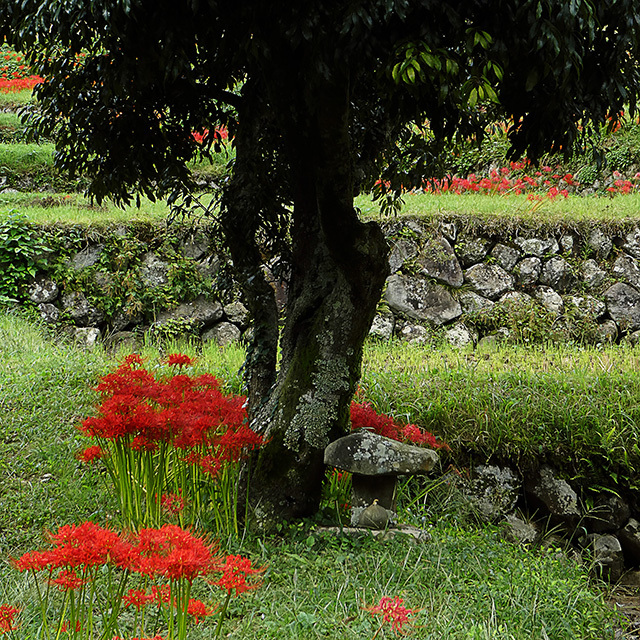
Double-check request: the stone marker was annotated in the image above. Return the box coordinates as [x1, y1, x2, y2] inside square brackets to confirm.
[324, 430, 438, 528]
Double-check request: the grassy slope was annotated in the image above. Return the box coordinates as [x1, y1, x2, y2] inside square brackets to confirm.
[0, 311, 618, 640]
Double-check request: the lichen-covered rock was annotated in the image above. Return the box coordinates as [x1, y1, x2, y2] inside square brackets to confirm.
[445, 322, 476, 348]
[398, 322, 429, 345]
[491, 243, 521, 271]
[604, 282, 640, 331]
[29, 276, 59, 304]
[513, 257, 542, 287]
[540, 256, 573, 292]
[388, 238, 419, 274]
[618, 518, 640, 565]
[417, 236, 464, 287]
[565, 294, 606, 319]
[559, 234, 575, 255]
[37, 302, 59, 323]
[612, 254, 640, 289]
[324, 430, 439, 476]
[535, 286, 564, 315]
[502, 514, 540, 546]
[202, 321, 242, 346]
[459, 291, 494, 314]
[583, 534, 624, 583]
[224, 301, 250, 327]
[597, 320, 618, 343]
[156, 297, 224, 329]
[587, 229, 612, 259]
[71, 244, 103, 271]
[141, 252, 170, 287]
[456, 236, 492, 267]
[524, 465, 580, 528]
[62, 291, 104, 326]
[369, 312, 395, 340]
[498, 291, 534, 307]
[586, 493, 631, 533]
[580, 259, 607, 290]
[71, 327, 101, 348]
[465, 464, 521, 522]
[384, 274, 461, 325]
[513, 236, 559, 258]
[622, 226, 640, 260]
[440, 221, 457, 243]
[180, 235, 210, 260]
[464, 263, 515, 300]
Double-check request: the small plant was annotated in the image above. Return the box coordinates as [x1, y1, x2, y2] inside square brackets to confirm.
[0, 213, 51, 301]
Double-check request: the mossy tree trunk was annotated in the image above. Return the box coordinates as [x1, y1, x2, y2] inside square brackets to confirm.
[240, 70, 390, 530]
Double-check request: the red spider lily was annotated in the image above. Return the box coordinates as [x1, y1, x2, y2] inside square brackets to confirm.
[0, 605, 20, 633]
[187, 598, 215, 623]
[160, 491, 186, 516]
[50, 569, 88, 591]
[60, 620, 82, 633]
[126, 525, 219, 583]
[0, 76, 43, 92]
[77, 445, 105, 463]
[165, 353, 196, 368]
[350, 401, 448, 450]
[122, 588, 156, 611]
[211, 555, 264, 596]
[365, 596, 417, 634]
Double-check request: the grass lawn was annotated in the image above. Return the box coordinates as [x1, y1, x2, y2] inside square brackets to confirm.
[0, 310, 625, 639]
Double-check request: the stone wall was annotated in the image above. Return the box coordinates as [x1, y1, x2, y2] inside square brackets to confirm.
[374, 216, 640, 347]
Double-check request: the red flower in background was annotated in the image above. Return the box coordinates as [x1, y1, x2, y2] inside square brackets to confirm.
[0, 605, 20, 633]
[212, 554, 264, 596]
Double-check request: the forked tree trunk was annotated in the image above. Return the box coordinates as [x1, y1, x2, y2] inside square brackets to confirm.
[243, 72, 390, 530]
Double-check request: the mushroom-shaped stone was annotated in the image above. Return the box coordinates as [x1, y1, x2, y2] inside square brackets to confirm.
[324, 430, 439, 528]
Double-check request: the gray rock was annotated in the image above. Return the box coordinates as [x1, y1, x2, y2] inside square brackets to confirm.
[106, 331, 142, 351]
[612, 254, 640, 289]
[224, 301, 250, 327]
[586, 493, 631, 533]
[502, 514, 540, 546]
[587, 229, 612, 259]
[37, 302, 59, 323]
[498, 291, 534, 306]
[324, 430, 439, 476]
[540, 256, 574, 292]
[417, 236, 463, 287]
[369, 313, 395, 341]
[29, 277, 59, 304]
[195, 255, 221, 279]
[440, 221, 457, 243]
[597, 320, 618, 343]
[456, 237, 492, 267]
[141, 252, 169, 287]
[583, 534, 624, 583]
[619, 519, 640, 565]
[625, 329, 640, 346]
[491, 243, 521, 271]
[622, 227, 640, 260]
[466, 464, 521, 522]
[513, 236, 559, 258]
[156, 297, 223, 329]
[535, 286, 564, 315]
[111, 309, 144, 332]
[559, 234, 575, 255]
[202, 321, 242, 346]
[581, 259, 607, 290]
[62, 291, 104, 326]
[388, 238, 419, 274]
[180, 235, 210, 260]
[71, 244, 103, 271]
[445, 322, 476, 348]
[513, 257, 542, 287]
[459, 291, 494, 314]
[398, 323, 429, 345]
[525, 465, 580, 529]
[72, 327, 101, 349]
[604, 283, 640, 331]
[464, 263, 515, 301]
[384, 274, 461, 325]
[566, 294, 606, 319]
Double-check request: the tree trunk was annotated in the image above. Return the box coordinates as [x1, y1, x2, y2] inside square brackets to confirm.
[245, 71, 390, 530]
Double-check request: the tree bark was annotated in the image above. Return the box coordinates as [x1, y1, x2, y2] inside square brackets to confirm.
[244, 70, 390, 530]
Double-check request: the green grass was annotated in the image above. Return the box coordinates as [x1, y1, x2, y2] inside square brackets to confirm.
[356, 191, 640, 226]
[0, 311, 620, 639]
[0, 89, 35, 110]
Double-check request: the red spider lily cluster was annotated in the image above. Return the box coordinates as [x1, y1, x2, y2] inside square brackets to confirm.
[191, 128, 229, 144]
[77, 354, 262, 531]
[0, 45, 42, 93]
[0, 605, 20, 634]
[364, 596, 417, 637]
[350, 401, 448, 450]
[11, 521, 263, 640]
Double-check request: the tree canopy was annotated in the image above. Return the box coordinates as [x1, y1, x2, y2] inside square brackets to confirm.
[3, 0, 640, 528]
